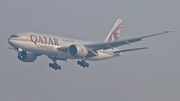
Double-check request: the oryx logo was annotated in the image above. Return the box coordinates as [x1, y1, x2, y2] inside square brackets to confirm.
[108, 23, 122, 42]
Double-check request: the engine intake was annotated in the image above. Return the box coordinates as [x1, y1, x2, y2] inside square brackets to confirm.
[18, 51, 37, 62]
[69, 44, 88, 57]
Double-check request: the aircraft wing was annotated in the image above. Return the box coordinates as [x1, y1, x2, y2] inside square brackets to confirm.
[84, 31, 172, 50]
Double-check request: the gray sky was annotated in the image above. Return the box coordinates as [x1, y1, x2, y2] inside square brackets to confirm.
[0, 0, 180, 101]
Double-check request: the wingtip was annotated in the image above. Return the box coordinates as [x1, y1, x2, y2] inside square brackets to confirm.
[164, 30, 173, 33]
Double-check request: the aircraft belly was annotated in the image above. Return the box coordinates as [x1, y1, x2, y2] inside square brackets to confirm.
[56, 53, 79, 59]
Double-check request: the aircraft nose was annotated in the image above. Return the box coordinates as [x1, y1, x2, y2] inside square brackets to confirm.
[8, 36, 15, 46]
[8, 37, 11, 44]
[7, 37, 10, 44]
[8, 34, 19, 47]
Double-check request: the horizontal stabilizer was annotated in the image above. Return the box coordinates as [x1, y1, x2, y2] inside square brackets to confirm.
[113, 47, 149, 53]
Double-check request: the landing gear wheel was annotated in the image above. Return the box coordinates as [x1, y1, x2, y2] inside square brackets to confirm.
[52, 63, 57, 67]
[49, 62, 61, 70]
[86, 63, 89, 67]
[57, 65, 61, 70]
[77, 60, 90, 68]
[83, 64, 86, 68]
[49, 63, 53, 67]
[77, 61, 81, 65]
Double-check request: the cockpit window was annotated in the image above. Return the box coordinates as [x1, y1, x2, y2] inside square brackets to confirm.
[10, 35, 19, 37]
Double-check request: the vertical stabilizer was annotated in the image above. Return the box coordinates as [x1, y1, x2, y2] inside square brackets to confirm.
[104, 19, 122, 42]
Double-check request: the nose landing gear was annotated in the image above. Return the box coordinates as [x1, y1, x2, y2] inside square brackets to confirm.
[77, 60, 89, 68]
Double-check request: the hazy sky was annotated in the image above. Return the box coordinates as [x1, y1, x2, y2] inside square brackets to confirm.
[0, 0, 180, 101]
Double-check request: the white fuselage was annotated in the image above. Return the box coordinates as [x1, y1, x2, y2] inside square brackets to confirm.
[8, 32, 121, 61]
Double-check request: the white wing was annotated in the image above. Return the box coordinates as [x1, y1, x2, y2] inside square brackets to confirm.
[84, 31, 172, 50]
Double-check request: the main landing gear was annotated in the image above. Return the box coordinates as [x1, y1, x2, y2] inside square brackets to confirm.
[49, 61, 61, 70]
[77, 60, 90, 68]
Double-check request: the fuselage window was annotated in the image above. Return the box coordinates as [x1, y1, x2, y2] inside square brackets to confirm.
[11, 35, 19, 37]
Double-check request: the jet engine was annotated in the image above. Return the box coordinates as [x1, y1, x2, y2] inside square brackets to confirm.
[68, 44, 88, 57]
[18, 51, 37, 62]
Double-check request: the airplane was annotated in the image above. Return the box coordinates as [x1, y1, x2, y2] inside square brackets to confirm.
[7, 19, 172, 70]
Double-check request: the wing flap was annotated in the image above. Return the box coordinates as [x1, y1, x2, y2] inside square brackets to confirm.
[113, 47, 149, 53]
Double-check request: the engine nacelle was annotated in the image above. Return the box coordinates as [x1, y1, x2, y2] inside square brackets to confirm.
[68, 44, 88, 57]
[18, 51, 37, 62]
